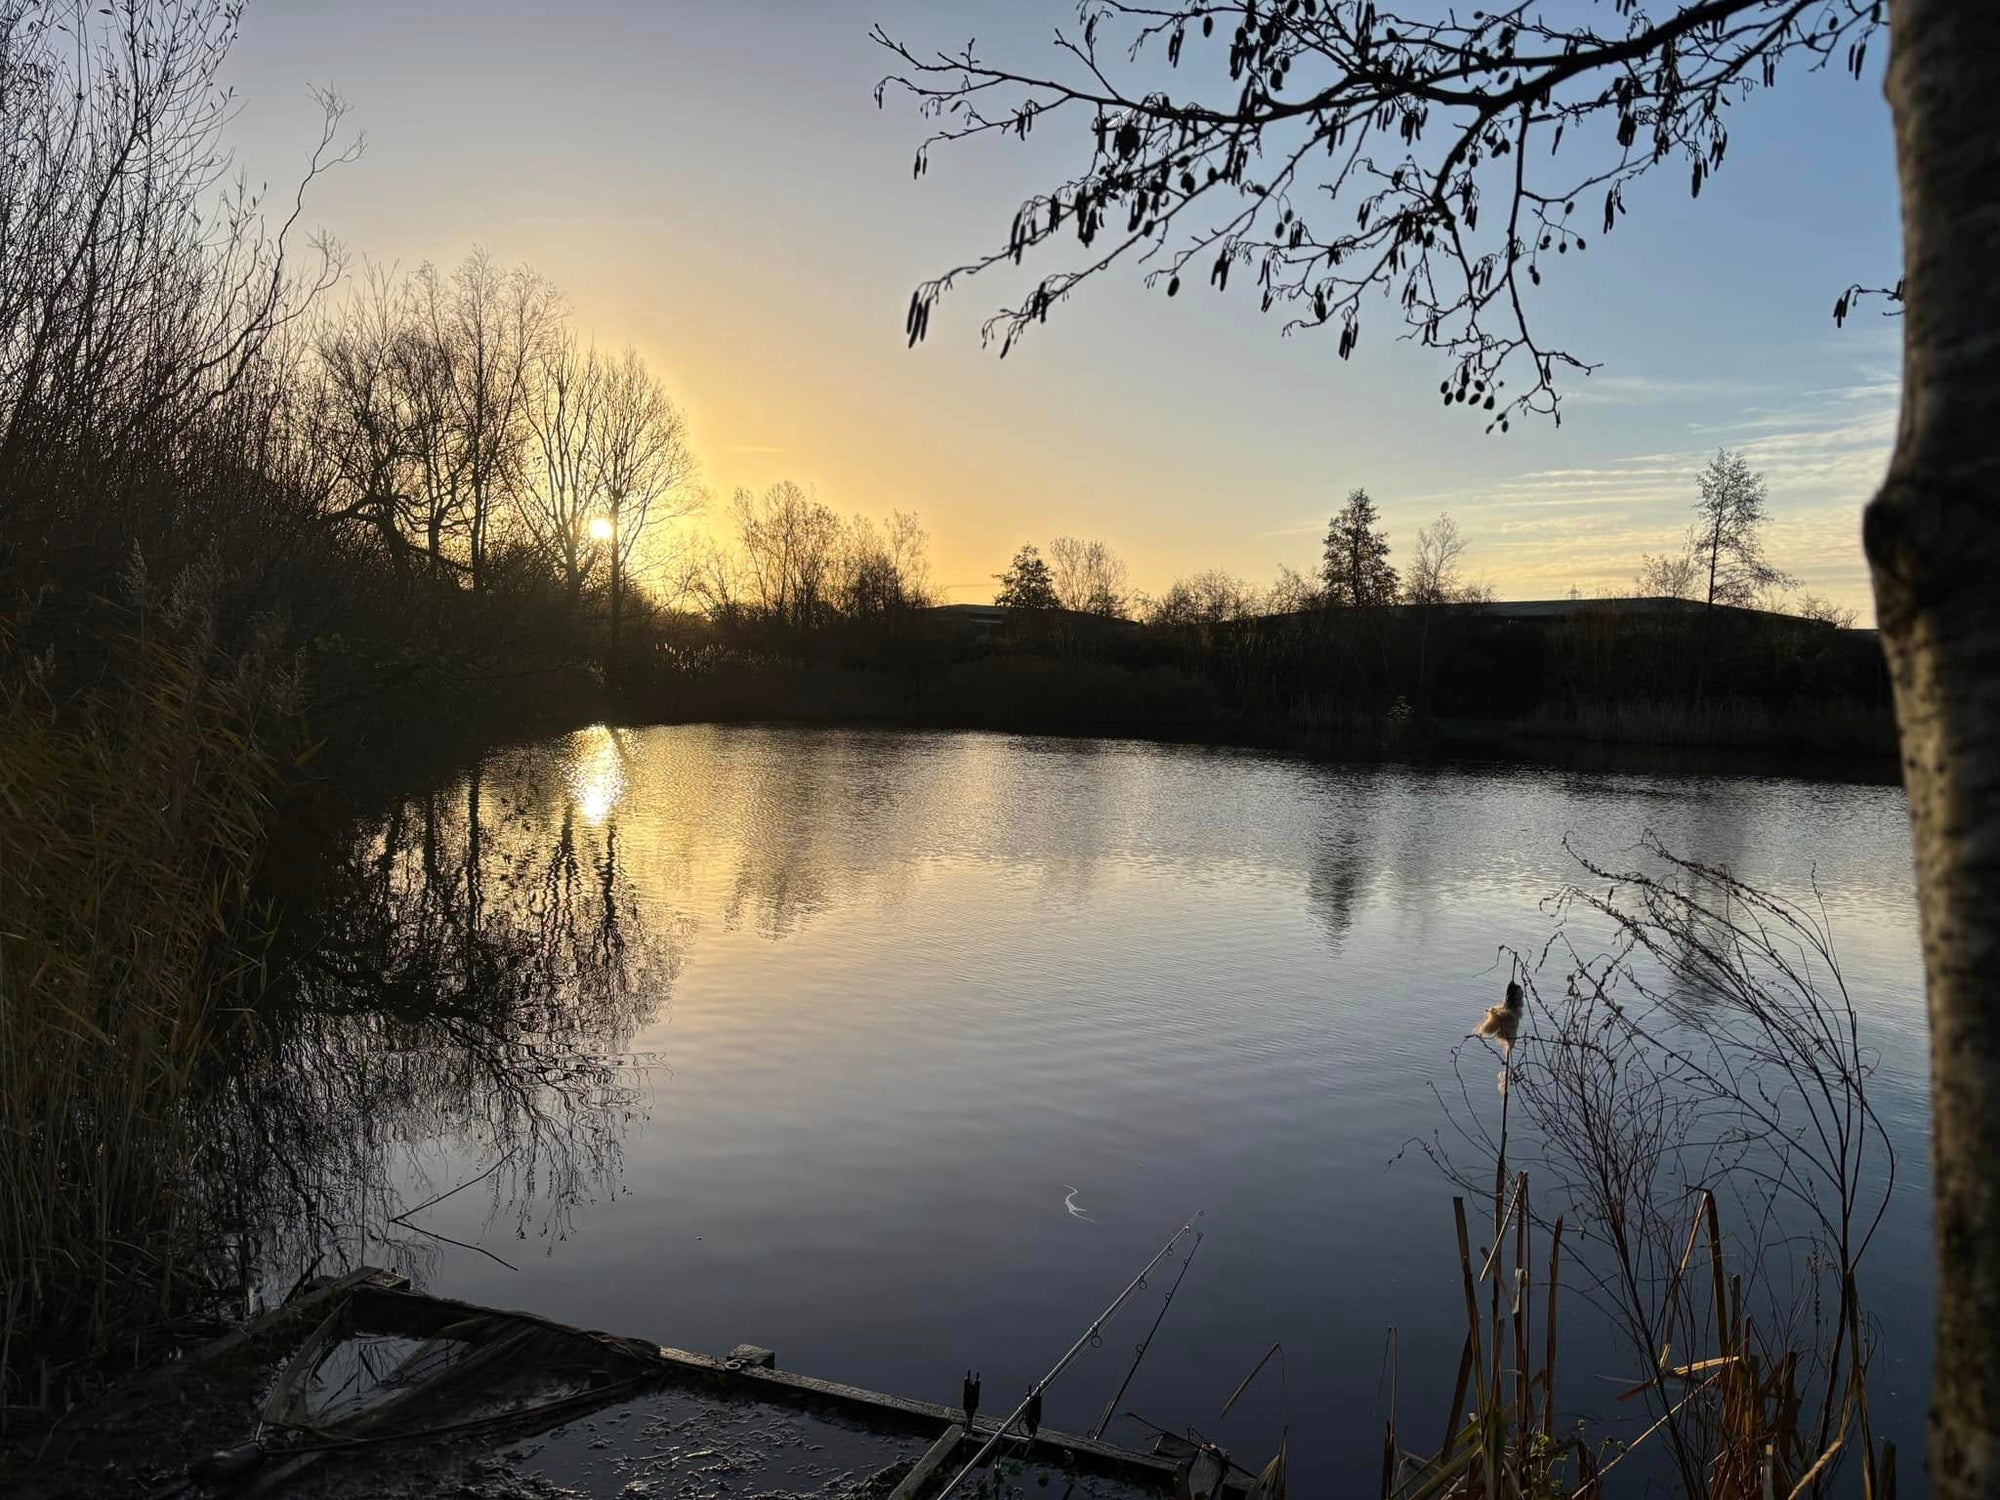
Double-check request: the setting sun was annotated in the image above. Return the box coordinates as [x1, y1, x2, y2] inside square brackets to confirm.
[588, 517, 614, 542]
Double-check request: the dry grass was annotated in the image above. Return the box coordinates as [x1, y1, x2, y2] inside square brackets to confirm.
[0, 574, 294, 1418]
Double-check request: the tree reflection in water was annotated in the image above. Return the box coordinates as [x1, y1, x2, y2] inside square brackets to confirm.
[209, 761, 678, 1294]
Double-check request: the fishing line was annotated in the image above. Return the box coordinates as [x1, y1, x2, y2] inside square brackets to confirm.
[1090, 1229, 1203, 1440]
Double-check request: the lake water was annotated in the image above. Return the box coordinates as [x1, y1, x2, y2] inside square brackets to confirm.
[281, 724, 1931, 1493]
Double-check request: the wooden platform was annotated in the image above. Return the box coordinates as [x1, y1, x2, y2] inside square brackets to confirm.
[158, 1267, 1253, 1498]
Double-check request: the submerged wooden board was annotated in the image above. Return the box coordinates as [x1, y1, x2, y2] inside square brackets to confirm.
[646, 1343, 1248, 1496]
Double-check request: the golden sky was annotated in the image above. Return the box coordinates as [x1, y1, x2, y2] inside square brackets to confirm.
[229, 0, 1904, 617]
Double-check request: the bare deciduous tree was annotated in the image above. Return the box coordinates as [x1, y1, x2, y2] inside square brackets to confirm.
[837, 510, 934, 616]
[682, 532, 746, 620]
[318, 254, 562, 586]
[1406, 511, 1486, 605]
[734, 481, 844, 628]
[1264, 564, 1324, 615]
[1048, 535, 1130, 616]
[886, 510, 934, 605]
[435, 253, 559, 595]
[520, 331, 605, 603]
[0, 0, 349, 539]
[311, 268, 426, 565]
[1149, 568, 1258, 625]
[1636, 537, 1703, 601]
[1792, 591, 1861, 629]
[1693, 448, 1795, 610]
[397, 271, 468, 567]
[591, 345, 697, 661]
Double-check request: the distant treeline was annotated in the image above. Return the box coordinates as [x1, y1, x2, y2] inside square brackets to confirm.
[599, 471, 1886, 762]
[612, 594, 1892, 763]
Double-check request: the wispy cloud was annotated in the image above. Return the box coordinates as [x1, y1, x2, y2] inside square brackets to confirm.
[1422, 378, 1897, 610]
[1562, 372, 1768, 406]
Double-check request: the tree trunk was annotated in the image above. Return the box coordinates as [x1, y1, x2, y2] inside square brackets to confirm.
[1870, 5, 2000, 1493]
[608, 501, 623, 690]
[470, 485, 486, 596]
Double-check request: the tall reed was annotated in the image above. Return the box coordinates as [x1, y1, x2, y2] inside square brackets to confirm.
[0, 568, 293, 1417]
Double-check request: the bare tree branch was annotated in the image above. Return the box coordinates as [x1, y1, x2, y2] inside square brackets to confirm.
[876, 0, 1886, 427]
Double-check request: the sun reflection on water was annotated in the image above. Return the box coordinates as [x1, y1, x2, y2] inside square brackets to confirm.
[568, 725, 626, 825]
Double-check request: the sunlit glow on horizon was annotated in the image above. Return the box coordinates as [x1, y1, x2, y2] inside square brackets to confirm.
[231, 0, 1901, 626]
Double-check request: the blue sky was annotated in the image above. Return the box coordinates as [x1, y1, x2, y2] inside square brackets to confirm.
[226, 1, 1904, 612]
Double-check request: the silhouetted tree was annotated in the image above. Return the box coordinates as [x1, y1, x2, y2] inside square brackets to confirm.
[312, 254, 558, 583]
[885, 511, 935, 605]
[734, 481, 843, 628]
[837, 511, 933, 616]
[1794, 592, 1861, 629]
[995, 544, 1059, 609]
[1406, 512, 1487, 605]
[1149, 568, 1258, 625]
[1693, 448, 1794, 610]
[0, 1, 346, 536]
[877, 7, 2000, 1486]
[521, 331, 604, 602]
[1264, 564, 1323, 615]
[311, 268, 427, 565]
[1636, 540, 1703, 601]
[592, 346, 697, 665]
[1321, 488, 1398, 607]
[420, 253, 559, 596]
[1048, 535, 1130, 615]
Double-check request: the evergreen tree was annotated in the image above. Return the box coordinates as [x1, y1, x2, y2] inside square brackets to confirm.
[994, 544, 1058, 609]
[1320, 489, 1398, 607]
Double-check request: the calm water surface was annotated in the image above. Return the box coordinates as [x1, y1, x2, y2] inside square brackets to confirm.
[311, 725, 1929, 1492]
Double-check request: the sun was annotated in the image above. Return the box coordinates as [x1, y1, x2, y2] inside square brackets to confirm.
[587, 516, 614, 542]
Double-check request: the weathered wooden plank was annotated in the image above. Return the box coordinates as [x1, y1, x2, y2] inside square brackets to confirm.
[129, 1265, 410, 1395]
[888, 1425, 967, 1500]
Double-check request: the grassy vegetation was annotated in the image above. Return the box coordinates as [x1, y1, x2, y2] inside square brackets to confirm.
[0, 586, 289, 1412]
[0, 592, 649, 1418]
[0, 0, 609, 1416]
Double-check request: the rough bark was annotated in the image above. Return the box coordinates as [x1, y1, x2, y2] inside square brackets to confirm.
[1868, 3, 2000, 1492]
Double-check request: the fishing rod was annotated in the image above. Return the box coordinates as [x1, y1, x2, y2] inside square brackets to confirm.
[935, 1212, 1202, 1500]
[1090, 1227, 1203, 1440]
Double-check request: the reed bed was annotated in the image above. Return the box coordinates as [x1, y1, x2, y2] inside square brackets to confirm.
[1380, 1178, 1889, 1500]
[1396, 840, 1897, 1500]
[0, 576, 293, 1419]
